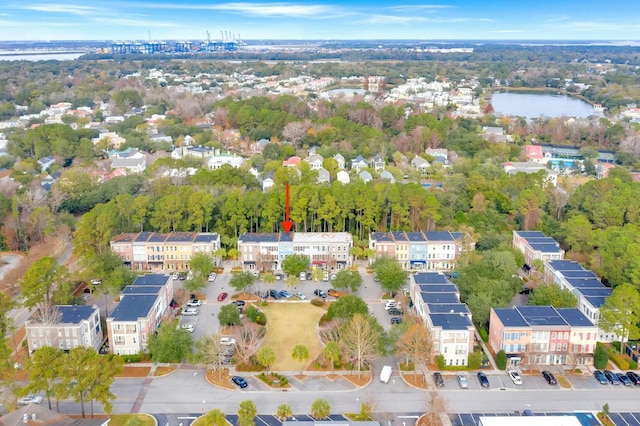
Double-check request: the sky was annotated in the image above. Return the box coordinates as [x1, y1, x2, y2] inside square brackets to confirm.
[1, 0, 639, 42]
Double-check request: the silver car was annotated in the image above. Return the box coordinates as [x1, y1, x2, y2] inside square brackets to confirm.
[457, 374, 469, 389]
[18, 395, 43, 405]
[182, 308, 199, 316]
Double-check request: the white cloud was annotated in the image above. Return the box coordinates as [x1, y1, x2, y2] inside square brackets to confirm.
[388, 5, 454, 12]
[23, 4, 104, 16]
[353, 14, 427, 25]
[491, 29, 525, 33]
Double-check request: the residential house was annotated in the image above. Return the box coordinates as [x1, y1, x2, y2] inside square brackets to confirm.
[251, 138, 270, 154]
[92, 132, 126, 149]
[370, 154, 386, 172]
[207, 151, 245, 170]
[596, 163, 615, 179]
[503, 162, 559, 187]
[489, 305, 597, 367]
[543, 259, 615, 342]
[317, 167, 330, 184]
[283, 156, 301, 168]
[108, 147, 144, 159]
[333, 153, 345, 169]
[512, 231, 564, 267]
[149, 133, 173, 144]
[425, 148, 449, 166]
[25, 305, 102, 354]
[409, 273, 475, 367]
[110, 231, 220, 271]
[351, 155, 368, 172]
[380, 170, 395, 183]
[336, 170, 350, 185]
[411, 156, 431, 174]
[369, 231, 467, 271]
[482, 126, 513, 143]
[237, 232, 353, 272]
[38, 156, 55, 172]
[111, 157, 146, 174]
[305, 154, 324, 170]
[262, 170, 275, 192]
[524, 145, 546, 164]
[106, 274, 173, 355]
[359, 170, 373, 183]
[171, 145, 214, 160]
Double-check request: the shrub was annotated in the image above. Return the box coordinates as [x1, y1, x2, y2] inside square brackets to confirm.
[435, 354, 445, 369]
[310, 298, 325, 307]
[468, 351, 482, 370]
[255, 314, 267, 326]
[629, 360, 638, 369]
[478, 327, 489, 342]
[121, 354, 143, 363]
[607, 349, 630, 370]
[496, 350, 507, 370]
[594, 343, 609, 369]
[246, 305, 259, 321]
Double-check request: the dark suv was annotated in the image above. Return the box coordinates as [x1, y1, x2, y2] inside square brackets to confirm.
[268, 289, 281, 299]
[626, 371, 640, 386]
[594, 370, 608, 385]
[604, 370, 621, 385]
[541, 370, 557, 385]
[433, 372, 444, 387]
[477, 372, 490, 388]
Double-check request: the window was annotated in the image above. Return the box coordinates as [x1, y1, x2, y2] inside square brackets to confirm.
[551, 332, 556, 339]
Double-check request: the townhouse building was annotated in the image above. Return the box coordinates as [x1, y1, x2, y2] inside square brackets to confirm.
[409, 272, 475, 367]
[489, 305, 597, 367]
[512, 231, 564, 267]
[110, 232, 220, 272]
[369, 231, 465, 271]
[106, 274, 173, 355]
[25, 305, 103, 354]
[237, 232, 353, 272]
[543, 259, 615, 342]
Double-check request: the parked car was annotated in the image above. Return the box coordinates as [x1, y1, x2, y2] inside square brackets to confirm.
[522, 410, 534, 416]
[626, 371, 640, 386]
[594, 370, 608, 385]
[252, 270, 259, 278]
[477, 372, 490, 388]
[456, 374, 469, 389]
[508, 370, 523, 385]
[179, 324, 194, 333]
[542, 370, 557, 385]
[186, 271, 193, 280]
[217, 292, 228, 301]
[384, 301, 400, 311]
[231, 376, 248, 389]
[207, 272, 217, 282]
[618, 373, 632, 386]
[91, 279, 102, 285]
[387, 308, 404, 316]
[306, 272, 312, 280]
[178, 272, 187, 280]
[323, 271, 329, 281]
[279, 289, 292, 299]
[390, 317, 402, 325]
[294, 292, 306, 300]
[187, 299, 202, 307]
[182, 308, 199, 316]
[433, 372, 444, 387]
[300, 271, 307, 281]
[313, 289, 327, 298]
[330, 273, 337, 280]
[233, 300, 246, 307]
[171, 272, 179, 280]
[327, 288, 343, 298]
[275, 273, 283, 280]
[269, 289, 281, 299]
[604, 370, 621, 385]
[18, 394, 43, 405]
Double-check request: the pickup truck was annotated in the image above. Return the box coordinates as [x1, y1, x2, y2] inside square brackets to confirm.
[380, 365, 393, 383]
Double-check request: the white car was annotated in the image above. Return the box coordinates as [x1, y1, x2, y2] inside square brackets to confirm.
[207, 272, 217, 282]
[182, 308, 199, 316]
[18, 395, 43, 405]
[384, 301, 400, 311]
[300, 271, 307, 281]
[171, 272, 179, 280]
[186, 271, 194, 280]
[220, 337, 236, 346]
[178, 324, 194, 333]
[187, 299, 202, 307]
[91, 279, 101, 286]
[294, 292, 307, 300]
[509, 370, 523, 385]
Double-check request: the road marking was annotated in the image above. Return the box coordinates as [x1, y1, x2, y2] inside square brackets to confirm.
[397, 416, 419, 419]
[177, 417, 197, 420]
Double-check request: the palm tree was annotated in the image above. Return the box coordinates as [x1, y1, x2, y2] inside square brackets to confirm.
[238, 400, 257, 426]
[323, 342, 341, 371]
[275, 403, 293, 422]
[311, 398, 331, 420]
[291, 344, 309, 375]
[203, 408, 228, 426]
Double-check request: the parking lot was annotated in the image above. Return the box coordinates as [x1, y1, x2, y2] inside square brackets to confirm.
[449, 412, 601, 426]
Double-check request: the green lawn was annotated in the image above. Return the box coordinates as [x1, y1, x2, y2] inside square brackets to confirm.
[108, 414, 155, 426]
[261, 303, 326, 371]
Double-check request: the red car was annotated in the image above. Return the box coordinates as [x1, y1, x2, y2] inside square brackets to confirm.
[217, 292, 228, 301]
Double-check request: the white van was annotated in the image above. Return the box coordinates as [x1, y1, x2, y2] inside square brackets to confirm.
[380, 365, 393, 383]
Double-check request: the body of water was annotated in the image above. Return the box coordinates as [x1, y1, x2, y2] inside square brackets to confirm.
[491, 92, 603, 119]
[0, 52, 84, 61]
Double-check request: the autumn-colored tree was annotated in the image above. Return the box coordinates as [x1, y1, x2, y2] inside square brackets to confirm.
[396, 322, 432, 379]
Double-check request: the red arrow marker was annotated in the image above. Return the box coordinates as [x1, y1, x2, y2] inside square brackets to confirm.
[282, 182, 293, 233]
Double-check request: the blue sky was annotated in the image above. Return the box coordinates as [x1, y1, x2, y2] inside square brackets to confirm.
[1, 0, 639, 41]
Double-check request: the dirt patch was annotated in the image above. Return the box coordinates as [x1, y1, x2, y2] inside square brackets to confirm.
[260, 303, 325, 371]
[341, 373, 371, 387]
[294, 374, 306, 381]
[556, 374, 572, 389]
[206, 368, 235, 389]
[154, 366, 176, 376]
[403, 372, 429, 389]
[116, 366, 151, 378]
[325, 374, 339, 381]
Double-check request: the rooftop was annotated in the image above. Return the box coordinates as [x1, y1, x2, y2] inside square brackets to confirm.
[413, 272, 450, 285]
[55, 305, 98, 324]
[132, 274, 170, 286]
[516, 306, 568, 326]
[427, 303, 470, 314]
[429, 313, 473, 330]
[122, 285, 162, 295]
[420, 292, 460, 304]
[110, 295, 158, 321]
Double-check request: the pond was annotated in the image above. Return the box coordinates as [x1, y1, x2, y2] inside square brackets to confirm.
[491, 92, 603, 119]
